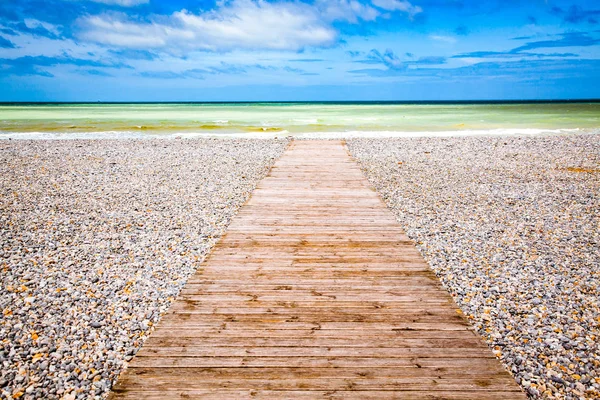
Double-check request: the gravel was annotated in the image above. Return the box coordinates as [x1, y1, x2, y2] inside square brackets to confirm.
[347, 134, 600, 400]
[0, 138, 288, 400]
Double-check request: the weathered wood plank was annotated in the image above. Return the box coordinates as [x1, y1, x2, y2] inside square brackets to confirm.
[108, 140, 525, 399]
[111, 391, 522, 400]
[136, 347, 495, 358]
[116, 366, 512, 377]
[146, 329, 479, 339]
[112, 373, 520, 391]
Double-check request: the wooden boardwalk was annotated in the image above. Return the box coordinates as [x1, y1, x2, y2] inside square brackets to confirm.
[110, 141, 525, 399]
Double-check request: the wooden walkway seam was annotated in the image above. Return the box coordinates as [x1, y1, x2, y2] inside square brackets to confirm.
[109, 140, 525, 399]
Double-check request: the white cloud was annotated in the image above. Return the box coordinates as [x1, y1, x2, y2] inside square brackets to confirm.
[174, 1, 336, 50]
[81, 15, 191, 48]
[89, 0, 149, 6]
[80, 0, 337, 51]
[456, 57, 481, 66]
[79, 0, 424, 52]
[24, 19, 62, 35]
[429, 35, 457, 44]
[316, 0, 380, 23]
[371, 0, 422, 17]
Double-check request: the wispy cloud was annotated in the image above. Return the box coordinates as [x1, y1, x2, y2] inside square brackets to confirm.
[415, 56, 446, 65]
[351, 48, 445, 73]
[23, 19, 61, 36]
[371, 0, 422, 18]
[365, 49, 404, 69]
[2, 20, 63, 39]
[0, 55, 130, 77]
[283, 66, 305, 73]
[346, 50, 364, 58]
[450, 31, 595, 62]
[0, 28, 17, 36]
[350, 58, 600, 80]
[139, 69, 206, 79]
[429, 34, 457, 44]
[207, 63, 247, 75]
[75, 68, 114, 77]
[347, 67, 397, 77]
[139, 71, 193, 80]
[0, 36, 16, 48]
[511, 35, 538, 41]
[288, 58, 325, 63]
[453, 50, 578, 59]
[316, 0, 380, 23]
[551, 5, 600, 25]
[107, 49, 160, 60]
[1, 64, 55, 77]
[90, 0, 149, 6]
[512, 32, 600, 52]
[136, 62, 314, 80]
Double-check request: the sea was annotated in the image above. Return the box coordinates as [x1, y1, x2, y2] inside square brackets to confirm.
[0, 101, 598, 139]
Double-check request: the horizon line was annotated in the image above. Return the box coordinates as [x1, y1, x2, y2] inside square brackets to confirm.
[2, 99, 600, 105]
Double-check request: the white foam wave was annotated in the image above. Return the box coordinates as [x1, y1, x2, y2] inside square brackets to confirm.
[0, 131, 148, 140]
[0, 128, 592, 140]
[294, 128, 584, 139]
[292, 118, 319, 124]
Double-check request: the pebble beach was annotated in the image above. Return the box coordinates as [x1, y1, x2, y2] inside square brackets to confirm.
[1, 134, 599, 400]
[0, 139, 289, 399]
[347, 134, 600, 399]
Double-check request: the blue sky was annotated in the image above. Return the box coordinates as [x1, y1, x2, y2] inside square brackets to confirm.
[0, 0, 599, 101]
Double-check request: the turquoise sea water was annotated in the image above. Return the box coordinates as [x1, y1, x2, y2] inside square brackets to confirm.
[0, 102, 599, 139]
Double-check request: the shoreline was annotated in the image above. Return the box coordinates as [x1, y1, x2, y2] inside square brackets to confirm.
[0, 127, 596, 140]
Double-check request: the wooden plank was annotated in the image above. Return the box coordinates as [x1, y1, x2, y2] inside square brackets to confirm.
[128, 357, 505, 369]
[144, 321, 473, 331]
[111, 391, 522, 400]
[113, 372, 520, 391]
[141, 337, 489, 349]
[109, 140, 525, 399]
[147, 329, 480, 339]
[136, 347, 494, 358]
[114, 366, 512, 378]
[181, 282, 443, 289]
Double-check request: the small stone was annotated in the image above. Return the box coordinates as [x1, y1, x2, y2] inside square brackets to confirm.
[550, 376, 565, 385]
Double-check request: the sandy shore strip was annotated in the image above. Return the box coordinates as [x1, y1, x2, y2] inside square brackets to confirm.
[347, 134, 600, 399]
[0, 139, 289, 399]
